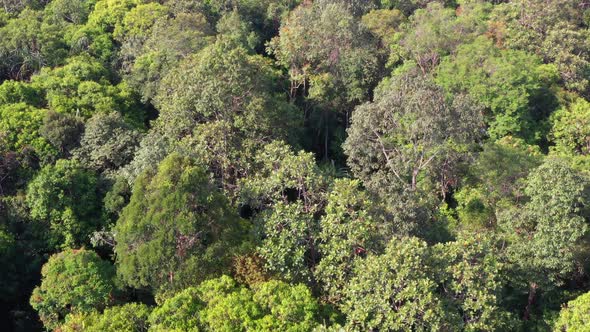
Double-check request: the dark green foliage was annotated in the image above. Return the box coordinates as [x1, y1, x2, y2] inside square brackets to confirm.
[73, 112, 142, 173]
[26, 159, 103, 248]
[39, 110, 84, 157]
[114, 153, 246, 293]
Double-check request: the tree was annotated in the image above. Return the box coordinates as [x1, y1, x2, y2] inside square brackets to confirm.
[0, 8, 67, 80]
[43, 0, 96, 26]
[341, 237, 453, 330]
[498, 158, 590, 320]
[154, 37, 298, 140]
[29, 249, 115, 330]
[454, 136, 542, 230]
[432, 233, 516, 331]
[550, 98, 590, 156]
[314, 179, 381, 303]
[32, 55, 145, 123]
[436, 36, 556, 140]
[268, 1, 380, 106]
[73, 112, 142, 173]
[123, 11, 214, 102]
[148, 287, 203, 331]
[0, 103, 56, 164]
[114, 153, 246, 292]
[39, 110, 84, 157]
[257, 202, 318, 283]
[239, 140, 329, 213]
[555, 291, 590, 332]
[119, 128, 173, 185]
[391, 1, 491, 73]
[344, 71, 484, 199]
[490, 0, 590, 94]
[0, 79, 42, 106]
[59, 303, 151, 332]
[152, 38, 300, 194]
[150, 275, 322, 331]
[26, 159, 103, 248]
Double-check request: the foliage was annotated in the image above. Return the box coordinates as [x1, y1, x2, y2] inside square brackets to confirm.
[345, 71, 484, 199]
[150, 275, 322, 331]
[555, 291, 590, 332]
[499, 159, 590, 291]
[315, 178, 380, 303]
[59, 303, 151, 332]
[155, 37, 298, 140]
[1, 0, 590, 330]
[26, 159, 102, 248]
[0, 8, 67, 80]
[29, 249, 115, 330]
[73, 111, 142, 173]
[0, 103, 56, 163]
[551, 98, 590, 156]
[114, 153, 246, 292]
[342, 237, 452, 330]
[39, 110, 84, 157]
[268, 0, 380, 107]
[437, 36, 557, 140]
[491, 0, 590, 94]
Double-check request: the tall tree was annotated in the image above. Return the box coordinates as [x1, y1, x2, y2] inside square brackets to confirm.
[344, 71, 484, 200]
[114, 153, 246, 293]
[498, 159, 590, 320]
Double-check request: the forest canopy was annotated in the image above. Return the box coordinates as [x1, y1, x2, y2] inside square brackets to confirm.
[0, 0, 589, 331]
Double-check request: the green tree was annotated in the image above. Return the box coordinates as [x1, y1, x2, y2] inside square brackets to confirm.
[342, 237, 453, 331]
[498, 159, 590, 319]
[268, 1, 380, 106]
[0, 79, 42, 105]
[119, 129, 172, 185]
[315, 178, 380, 303]
[153, 38, 300, 194]
[391, 1, 491, 73]
[150, 275, 322, 331]
[490, 0, 590, 94]
[257, 202, 318, 283]
[32, 55, 145, 123]
[155, 37, 298, 140]
[344, 72, 484, 199]
[0, 8, 67, 79]
[436, 36, 557, 139]
[26, 159, 102, 248]
[123, 11, 214, 102]
[239, 140, 329, 213]
[39, 110, 84, 157]
[555, 291, 590, 332]
[59, 303, 151, 332]
[73, 112, 142, 173]
[550, 98, 590, 156]
[148, 286, 203, 331]
[433, 233, 516, 331]
[454, 136, 542, 230]
[114, 153, 246, 292]
[0, 103, 56, 163]
[43, 0, 96, 26]
[29, 249, 115, 330]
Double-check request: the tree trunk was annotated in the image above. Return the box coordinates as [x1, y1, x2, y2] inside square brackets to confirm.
[523, 282, 538, 321]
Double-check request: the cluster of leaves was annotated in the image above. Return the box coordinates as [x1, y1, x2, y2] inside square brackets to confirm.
[0, 0, 589, 331]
